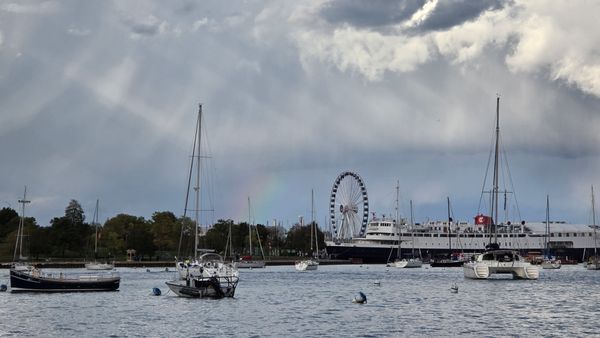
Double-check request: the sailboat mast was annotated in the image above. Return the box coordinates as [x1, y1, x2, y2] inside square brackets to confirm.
[410, 199, 415, 256]
[194, 104, 202, 259]
[447, 197, 452, 252]
[396, 181, 400, 258]
[545, 195, 549, 256]
[592, 186, 597, 257]
[14, 186, 30, 261]
[248, 197, 252, 256]
[94, 199, 99, 255]
[491, 96, 500, 245]
[310, 189, 314, 254]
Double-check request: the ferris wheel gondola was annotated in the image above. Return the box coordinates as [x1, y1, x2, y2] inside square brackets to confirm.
[329, 171, 369, 241]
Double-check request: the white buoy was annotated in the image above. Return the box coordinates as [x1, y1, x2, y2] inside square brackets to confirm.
[353, 291, 367, 304]
[374, 280, 381, 286]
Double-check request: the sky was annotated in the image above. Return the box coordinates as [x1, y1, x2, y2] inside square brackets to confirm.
[1, 0, 599, 231]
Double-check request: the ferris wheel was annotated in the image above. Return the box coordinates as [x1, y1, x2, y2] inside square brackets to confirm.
[329, 171, 369, 241]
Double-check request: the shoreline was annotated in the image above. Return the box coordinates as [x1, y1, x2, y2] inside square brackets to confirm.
[0, 259, 353, 269]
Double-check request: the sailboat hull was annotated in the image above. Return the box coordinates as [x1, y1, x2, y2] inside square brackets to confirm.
[85, 262, 114, 270]
[10, 269, 120, 292]
[234, 260, 266, 269]
[165, 276, 239, 298]
[463, 250, 539, 280]
[295, 259, 319, 271]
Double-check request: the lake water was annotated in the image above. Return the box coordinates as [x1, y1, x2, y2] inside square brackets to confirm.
[1, 264, 599, 337]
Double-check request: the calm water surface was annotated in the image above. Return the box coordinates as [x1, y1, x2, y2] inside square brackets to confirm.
[1, 264, 599, 337]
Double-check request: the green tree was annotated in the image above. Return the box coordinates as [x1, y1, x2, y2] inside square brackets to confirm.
[0, 207, 19, 241]
[103, 214, 154, 260]
[49, 216, 92, 258]
[284, 221, 325, 256]
[150, 211, 179, 256]
[65, 199, 85, 224]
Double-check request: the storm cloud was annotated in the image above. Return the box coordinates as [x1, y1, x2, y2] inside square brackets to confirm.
[0, 0, 599, 229]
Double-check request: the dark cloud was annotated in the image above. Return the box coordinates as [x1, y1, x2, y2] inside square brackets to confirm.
[417, 0, 510, 32]
[319, 0, 511, 33]
[320, 0, 425, 28]
[129, 20, 160, 36]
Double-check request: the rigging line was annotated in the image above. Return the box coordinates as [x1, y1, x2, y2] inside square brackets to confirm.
[177, 111, 199, 258]
[200, 112, 217, 228]
[502, 140, 522, 222]
[477, 120, 497, 215]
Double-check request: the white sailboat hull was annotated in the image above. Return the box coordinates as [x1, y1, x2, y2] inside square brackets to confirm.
[295, 259, 319, 271]
[234, 260, 266, 269]
[392, 259, 422, 268]
[541, 260, 561, 269]
[85, 262, 114, 270]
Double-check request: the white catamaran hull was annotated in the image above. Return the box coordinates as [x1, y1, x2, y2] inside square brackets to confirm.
[463, 250, 539, 280]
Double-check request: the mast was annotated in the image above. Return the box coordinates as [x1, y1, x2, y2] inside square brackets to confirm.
[410, 199, 415, 257]
[592, 186, 597, 258]
[490, 96, 500, 245]
[311, 189, 317, 256]
[194, 104, 202, 259]
[93, 199, 99, 256]
[396, 181, 401, 259]
[447, 197, 452, 253]
[14, 186, 30, 261]
[545, 195, 550, 257]
[248, 196, 252, 256]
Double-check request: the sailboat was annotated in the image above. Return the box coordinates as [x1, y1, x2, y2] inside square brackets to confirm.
[295, 190, 319, 271]
[167, 104, 239, 298]
[431, 198, 467, 267]
[586, 186, 600, 270]
[391, 183, 422, 268]
[10, 187, 120, 292]
[85, 199, 114, 270]
[541, 195, 561, 269]
[463, 97, 539, 280]
[235, 197, 266, 268]
[387, 181, 423, 268]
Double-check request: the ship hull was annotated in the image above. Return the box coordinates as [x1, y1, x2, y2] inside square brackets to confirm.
[326, 243, 588, 264]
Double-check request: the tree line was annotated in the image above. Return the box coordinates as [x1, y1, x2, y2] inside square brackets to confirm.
[0, 200, 326, 262]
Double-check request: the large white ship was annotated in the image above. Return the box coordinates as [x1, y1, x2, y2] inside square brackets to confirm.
[326, 215, 596, 263]
[326, 98, 597, 264]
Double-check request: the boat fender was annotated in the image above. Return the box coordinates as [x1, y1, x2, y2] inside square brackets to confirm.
[0, 284, 7, 292]
[152, 287, 162, 296]
[353, 291, 367, 304]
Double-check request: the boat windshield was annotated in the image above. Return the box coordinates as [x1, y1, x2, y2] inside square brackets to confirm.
[200, 253, 224, 263]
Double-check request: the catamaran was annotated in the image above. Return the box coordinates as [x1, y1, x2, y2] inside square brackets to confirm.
[463, 97, 539, 280]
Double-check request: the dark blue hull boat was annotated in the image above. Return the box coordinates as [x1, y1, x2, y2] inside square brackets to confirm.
[10, 268, 120, 292]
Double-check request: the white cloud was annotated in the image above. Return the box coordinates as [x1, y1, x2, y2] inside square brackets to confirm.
[296, 26, 432, 81]
[67, 26, 91, 37]
[0, 1, 59, 14]
[292, 0, 600, 97]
